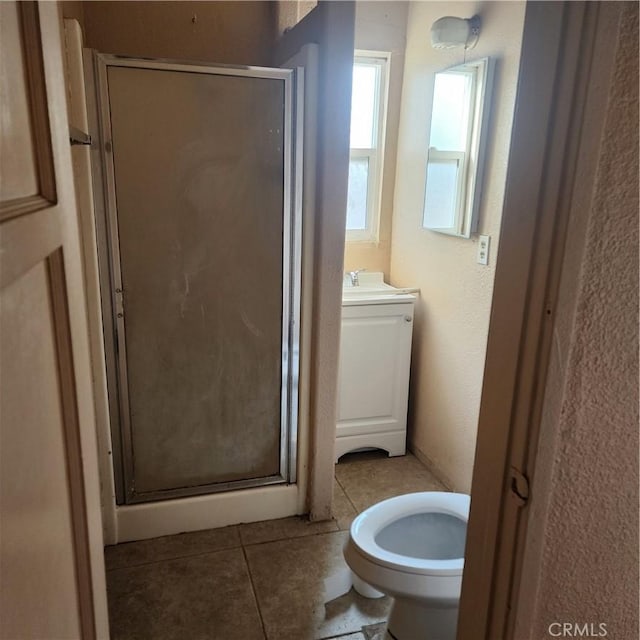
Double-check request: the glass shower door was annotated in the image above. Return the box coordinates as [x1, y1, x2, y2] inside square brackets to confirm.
[95, 57, 300, 504]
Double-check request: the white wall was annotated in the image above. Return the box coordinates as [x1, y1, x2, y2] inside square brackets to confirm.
[275, 2, 355, 520]
[390, 1, 525, 491]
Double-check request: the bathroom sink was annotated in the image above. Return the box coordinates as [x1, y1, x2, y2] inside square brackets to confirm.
[342, 272, 418, 305]
[343, 271, 390, 289]
[342, 285, 395, 296]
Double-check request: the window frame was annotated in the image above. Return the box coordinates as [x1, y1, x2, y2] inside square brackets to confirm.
[422, 150, 468, 231]
[346, 50, 391, 243]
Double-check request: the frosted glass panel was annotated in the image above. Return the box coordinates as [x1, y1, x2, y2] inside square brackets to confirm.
[350, 64, 378, 148]
[430, 72, 473, 151]
[346, 157, 369, 230]
[107, 67, 285, 498]
[423, 159, 460, 229]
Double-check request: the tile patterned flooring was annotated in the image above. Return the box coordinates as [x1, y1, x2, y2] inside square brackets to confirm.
[105, 451, 446, 640]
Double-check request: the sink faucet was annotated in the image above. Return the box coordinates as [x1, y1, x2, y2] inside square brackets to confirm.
[348, 269, 365, 286]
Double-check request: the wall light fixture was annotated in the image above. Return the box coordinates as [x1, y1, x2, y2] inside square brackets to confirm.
[430, 15, 481, 50]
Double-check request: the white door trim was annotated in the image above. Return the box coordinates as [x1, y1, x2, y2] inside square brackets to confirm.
[458, 3, 623, 638]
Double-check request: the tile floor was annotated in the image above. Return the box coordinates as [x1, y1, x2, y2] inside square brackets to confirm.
[105, 451, 446, 640]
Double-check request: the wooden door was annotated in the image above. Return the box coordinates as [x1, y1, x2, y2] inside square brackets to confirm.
[0, 2, 108, 638]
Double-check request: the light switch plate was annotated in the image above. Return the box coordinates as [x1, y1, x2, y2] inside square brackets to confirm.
[477, 235, 490, 265]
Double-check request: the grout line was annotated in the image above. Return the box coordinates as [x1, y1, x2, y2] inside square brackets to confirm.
[326, 630, 374, 640]
[106, 523, 346, 572]
[318, 620, 389, 640]
[108, 458, 406, 572]
[242, 527, 344, 550]
[334, 473, 361, 517]
[104, 542, 243, 572]
[318, 632, 365, 640]
[241, 545, 269, 640]
[334, 473, 346, 492]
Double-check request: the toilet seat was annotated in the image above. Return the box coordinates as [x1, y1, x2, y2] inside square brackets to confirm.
[346, 491, 471, 639]
[349, 492, 469, 577]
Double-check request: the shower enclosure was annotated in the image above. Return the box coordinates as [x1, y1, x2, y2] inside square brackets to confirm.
[90, 55, 302, 505]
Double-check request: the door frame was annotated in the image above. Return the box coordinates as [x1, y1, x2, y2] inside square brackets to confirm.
[89, 53, 302, 505]
[458, 2, 622, 638]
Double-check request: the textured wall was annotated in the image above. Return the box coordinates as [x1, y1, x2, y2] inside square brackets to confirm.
[343, 1, 408, 279]
[517, 4, 639, 637]
[275, 2, 355, 520]
[81, 1, 275, 66]
[275, 1, 317, 38]
[389, 1, 525, 491]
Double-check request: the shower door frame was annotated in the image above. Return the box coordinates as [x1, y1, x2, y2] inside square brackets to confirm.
[91, 53, 302, 505]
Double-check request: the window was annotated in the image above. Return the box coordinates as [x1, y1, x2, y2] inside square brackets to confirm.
[346, 51, 390, 242]
[423, 57, 494, 237]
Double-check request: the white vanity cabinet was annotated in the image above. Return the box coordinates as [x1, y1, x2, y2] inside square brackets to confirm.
[335, 295, 415, 461]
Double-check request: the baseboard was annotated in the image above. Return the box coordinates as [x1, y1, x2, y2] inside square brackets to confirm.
[115, 484, 300, 543]
[409, 443, 455, 492]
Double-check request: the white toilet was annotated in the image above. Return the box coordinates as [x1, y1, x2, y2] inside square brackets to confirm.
[344, 491, 470, 640]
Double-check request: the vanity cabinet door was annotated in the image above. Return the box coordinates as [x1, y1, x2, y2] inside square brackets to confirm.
[336, 302, 414, 446]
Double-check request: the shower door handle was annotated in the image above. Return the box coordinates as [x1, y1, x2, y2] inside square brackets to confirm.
[114, 287, 125, 318]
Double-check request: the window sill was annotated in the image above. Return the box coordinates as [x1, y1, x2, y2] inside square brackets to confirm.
[345, 236, 380, 245]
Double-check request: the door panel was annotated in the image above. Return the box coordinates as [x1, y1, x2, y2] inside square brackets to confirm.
[1, 257, 86, 639]
[0, 0, 55, 220]
[107, 67, 284, 495]
[337, 303, 414, 437]
[0, 2, 107, 637]
[339, 316, 400, 421]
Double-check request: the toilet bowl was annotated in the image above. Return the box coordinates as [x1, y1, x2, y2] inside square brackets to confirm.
[344, 492, 470, 640]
